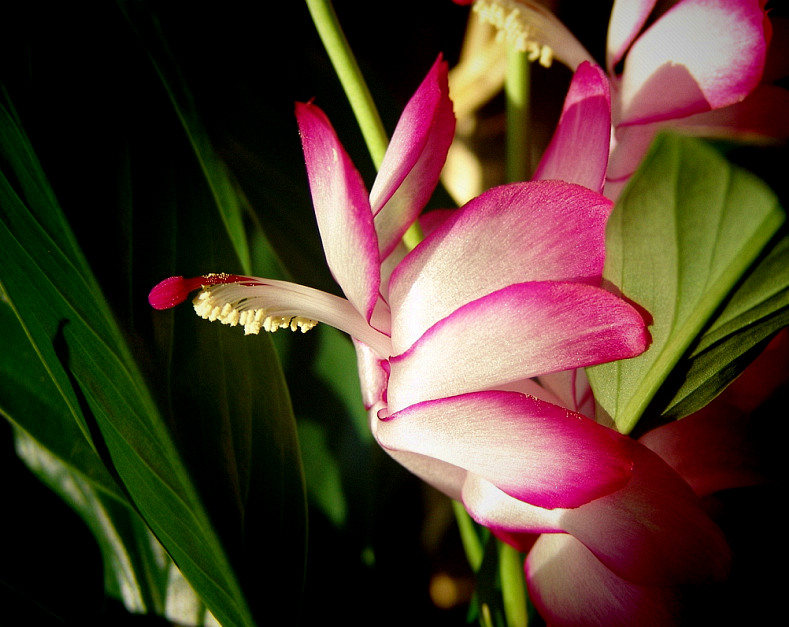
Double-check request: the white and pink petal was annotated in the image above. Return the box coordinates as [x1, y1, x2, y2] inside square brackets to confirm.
[387, 281, 648, 410]
[369, 55, 456, 259]
[526, 533, 682, 627]
[617, 0, 768, 126]
[388, 181, 615, 352]
[558, 440, 731, 586]
[296, 101, 381, 323]
[376, 390, 634, 510]
[533, 61, 612, 193]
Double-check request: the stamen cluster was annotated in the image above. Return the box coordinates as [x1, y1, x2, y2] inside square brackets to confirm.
[473, 0, 554, 66]
[192, 290, 318, 335]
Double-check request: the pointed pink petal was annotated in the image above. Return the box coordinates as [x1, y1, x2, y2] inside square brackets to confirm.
[388, 181, 614, 353]
[369, 55, 456, 259]
[526, 534, 682, 627]
[533, 61, 611, 192]
[387, 281, 648, 411]
[295, 101, 381, 322]
[376, 391, 634, 509]
[618, 0, 768, 126]
[559, 440, 731, 586]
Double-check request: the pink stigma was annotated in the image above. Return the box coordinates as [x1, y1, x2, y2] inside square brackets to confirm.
[148, 274, 249, 310]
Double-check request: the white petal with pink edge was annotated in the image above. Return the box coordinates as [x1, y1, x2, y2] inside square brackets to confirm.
[376, 390, 634, 509]
[388, 181, 614, 353]
[387, 281, 648, 410]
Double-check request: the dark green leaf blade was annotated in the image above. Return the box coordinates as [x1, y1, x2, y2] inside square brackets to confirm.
[0, 98, 257, 627]
[661, 231, 789, 419]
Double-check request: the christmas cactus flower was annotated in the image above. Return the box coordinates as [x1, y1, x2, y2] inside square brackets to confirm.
[150, 53, 732, 626]
[149, 56, 648, 518]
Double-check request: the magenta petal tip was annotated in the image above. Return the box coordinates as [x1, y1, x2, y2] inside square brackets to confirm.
[148, 276, 191, 310]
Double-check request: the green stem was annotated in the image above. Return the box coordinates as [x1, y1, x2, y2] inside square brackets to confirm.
[499, 541, 529, 627]
[304, 0, 389, 169]
[505, 45, 531, 183]
[452, 500, 484, 571]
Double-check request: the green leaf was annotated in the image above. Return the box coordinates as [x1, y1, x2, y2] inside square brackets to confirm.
[116, 0, 253, 275]
[587, 133, 785, 434]
[0, 79, 305, 625]
[661, 232, 789, 419]
[0, 99, 254, 627]
[0, 299, 124, 502]
[13, 429, 170, 616]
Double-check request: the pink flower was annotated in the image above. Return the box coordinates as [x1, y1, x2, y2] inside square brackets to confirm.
[149, 56, 649, 540]
[150, 56, 743, 624]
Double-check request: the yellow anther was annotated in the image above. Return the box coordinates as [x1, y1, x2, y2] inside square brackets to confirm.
[191, 289, 317, 336]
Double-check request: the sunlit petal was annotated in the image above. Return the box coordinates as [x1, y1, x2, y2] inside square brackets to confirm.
[526, 533, 682, 627]
[605, 0, 658, 76]
[388, 281, 648, 410]
[369, 55, 456, 259]
[388, 181, 614, 352]
[296, 101, 381, 322]
[377, 391, 634, 509]
[618, 0, 768, 125]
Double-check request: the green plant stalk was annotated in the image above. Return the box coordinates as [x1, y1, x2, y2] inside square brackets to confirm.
[499, 541, 528, 627]
[452, 499, 484, 571]
[505, 45, 531, 183]
[304, 0, 388, 167]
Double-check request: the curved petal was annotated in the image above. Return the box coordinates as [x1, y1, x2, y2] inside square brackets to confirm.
[666, 83, 789, 140]
[607, 84, 789, 199]
[388, 181, 614, 353]
[369, 55, 456, 259]
[295, 101, 381, 322]
[533, 61, 611, 192]
[618, 0, 768, 126]
[377, 391, 634, 509]
[461, 474, 565, 534]
[526, 533, 682, 627]
[387, 281, 648, 410]
[606, 0, 658, 76]
[559, 440, 731, 586]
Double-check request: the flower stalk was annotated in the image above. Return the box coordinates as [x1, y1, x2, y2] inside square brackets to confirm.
[505, 43, 531, 182]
